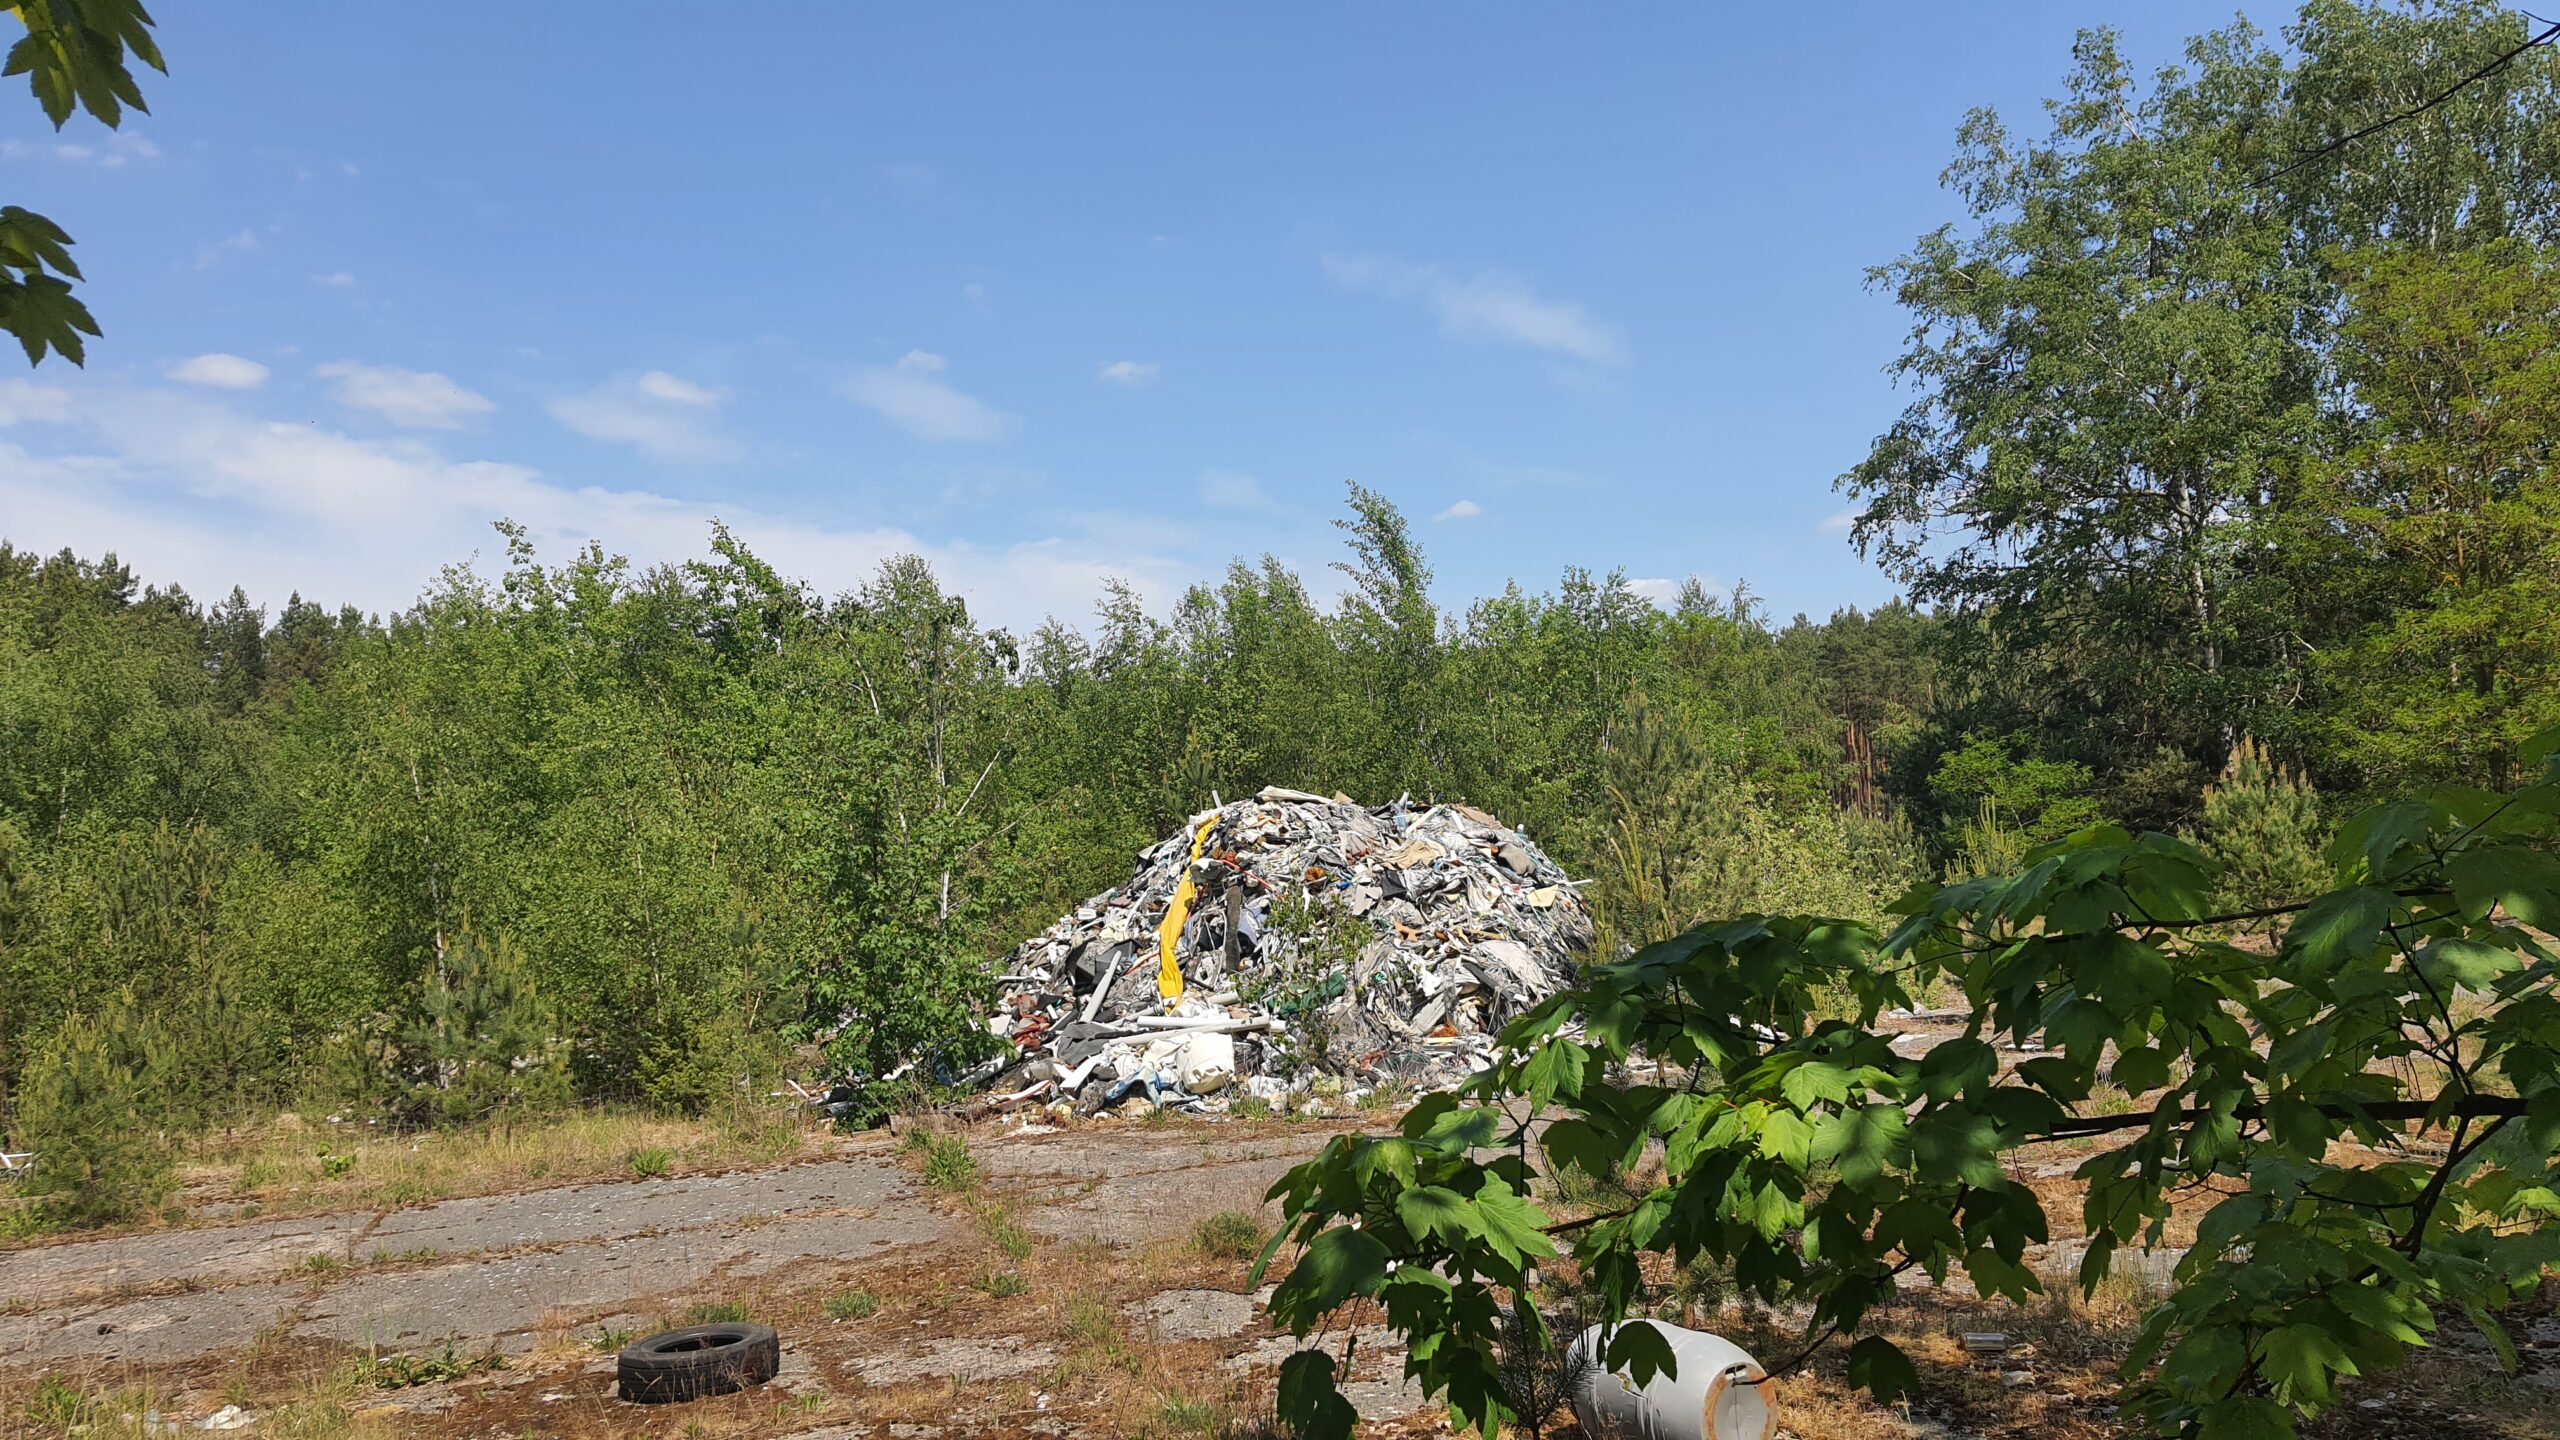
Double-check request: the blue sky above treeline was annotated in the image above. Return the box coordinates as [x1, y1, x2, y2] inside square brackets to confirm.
[0, 2, 2243, 631]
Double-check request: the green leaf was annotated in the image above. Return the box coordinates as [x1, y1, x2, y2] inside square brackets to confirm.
[2196, 1395, 2293, 1440]
[1778, 1057, 1853, 1109]
[1756, 1108, 1815, 1171]
[1909, 1108, 2005, 1189]
[1520, 1038, 1589, 1105]
[2260, 1323, 2355, 1406]
[1268, 1225, 1389, 1330]
[2414, 937, 2521, 993]
[1846, 1335, 1918, 1401]
[1466, 1172, 1555, 1268]
[2109, 1044, 2171, 1095]
[2157, 1325, 2246, 1399]
[1397, 1185, 1472, 1246]
[1602, 1320, 1678, 1389]
[2281, 886, 2391, 977]
[1276, 1349, 1360, 1440]
[2449, 846, 2560, 930]
[1540, 1116, 1621, 1180]
[1811, 1103, 1908, 1187]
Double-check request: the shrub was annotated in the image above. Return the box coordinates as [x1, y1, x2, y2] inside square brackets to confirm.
[17, 1003, 173, 1227]
[2196, 735, 2327, 916]
[397, 926, 570, 1130]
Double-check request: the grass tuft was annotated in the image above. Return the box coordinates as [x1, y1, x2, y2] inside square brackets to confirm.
[823, 1289, 880, 1321]
[1190, 1210, 1265, 1261]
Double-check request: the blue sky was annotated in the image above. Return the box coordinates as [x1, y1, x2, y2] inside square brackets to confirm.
[0, 2, 2245, 633]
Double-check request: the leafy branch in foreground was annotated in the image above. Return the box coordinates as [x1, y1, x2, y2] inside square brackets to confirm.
[1258, 726, 2560, 1440]
[1, 0, 165, 364]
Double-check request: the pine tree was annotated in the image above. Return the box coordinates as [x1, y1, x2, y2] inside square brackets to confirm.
[401, 927, 567, 1129]
[17, 1001, 173, 1226]
[2197, 736, 2328, 915]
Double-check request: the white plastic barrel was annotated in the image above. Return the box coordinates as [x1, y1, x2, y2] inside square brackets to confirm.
[1567, 1321, 1772, 1440]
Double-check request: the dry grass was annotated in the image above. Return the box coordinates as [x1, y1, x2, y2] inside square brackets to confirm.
[137, 1103, 830, 1231]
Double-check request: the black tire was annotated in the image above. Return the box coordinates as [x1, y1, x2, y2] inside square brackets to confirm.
[615, 1322, 781, 1404]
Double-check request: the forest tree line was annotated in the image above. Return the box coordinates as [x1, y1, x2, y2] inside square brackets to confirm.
[2, 0, 2556, 1213]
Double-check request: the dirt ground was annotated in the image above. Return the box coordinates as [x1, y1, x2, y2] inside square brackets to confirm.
[0, 1113, 1451, 1439]
[9, 1067, 2560, 1439]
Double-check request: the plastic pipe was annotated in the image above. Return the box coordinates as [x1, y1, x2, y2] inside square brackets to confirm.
[1566, 1321, 1772, 1440]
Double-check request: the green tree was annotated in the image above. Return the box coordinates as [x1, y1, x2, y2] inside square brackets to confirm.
[1261, 726, 2560, 1440]
[2195, 735, 2325, 915]
[2287, 241, 2560, 794]
[399, 926, 566, 1129]
[1841, 2, 2560, 830]
[17, 998, 171, 1225]
[2, 0, 165, 363]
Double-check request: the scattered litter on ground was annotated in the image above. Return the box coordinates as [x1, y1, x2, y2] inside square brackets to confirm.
[973, 786, 1592, 1119]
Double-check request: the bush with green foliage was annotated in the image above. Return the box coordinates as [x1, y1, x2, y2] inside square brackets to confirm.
[1257, 727, 2560, 1440]
[2196, 737, 2326, 917]
[397, 927, 568, 1129]
[16, 1001, 171, 1225]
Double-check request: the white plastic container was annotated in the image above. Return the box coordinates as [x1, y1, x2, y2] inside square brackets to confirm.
[1567, 1321, 1772, 1440]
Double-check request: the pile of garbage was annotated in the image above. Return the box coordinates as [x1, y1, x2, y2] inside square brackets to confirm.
[982, 786, 1592, 1117]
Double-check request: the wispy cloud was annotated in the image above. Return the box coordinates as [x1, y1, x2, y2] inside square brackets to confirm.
[4, 133, 158, 167]
[0, 380, 1188, 634]
[1098, 360, 1158, 386]
[1434, 499, 1485, 522]
[1322, 252, 1624, 364]
[317, 361, 494, 429]
[548, 371, 740, 463]
[193, 229, 259, 271]
[167, 354, 270, 390]
[1820, 507, 1856, 534]
[311, 271, 359, 289]
[845, 351, 1012, 443]
[1200, 468, 1275, 511]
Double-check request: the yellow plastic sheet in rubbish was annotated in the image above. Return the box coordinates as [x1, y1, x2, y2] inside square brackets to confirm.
[1154, 813, 1220, 1000]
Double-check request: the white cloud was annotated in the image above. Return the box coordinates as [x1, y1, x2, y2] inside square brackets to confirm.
[1819, 507, 1856, 534]
[317, 361, 494, 429]
[311, 271, 359, 289]
[845, 355, 1012, 443]
[167, 354, 271, 390]
[1098, 360, 1159, 386]
[193, 229, 258, 271]
[1627, 577, 1680, 607]
[635, 370, 723, 408]
[0, 379, 73, 426]
[1200, 469, 1274, 511]
[0, 381, 1186, 634]
[1434, 499, 1485, 522]
[1321, 252, 1624, 364]
[8, 133, 157, 167]
[548, 372, 740, 464]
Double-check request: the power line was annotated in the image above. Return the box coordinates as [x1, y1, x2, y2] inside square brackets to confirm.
[2256, 16, 2560, 186]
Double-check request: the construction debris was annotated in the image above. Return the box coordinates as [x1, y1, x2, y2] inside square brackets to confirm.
[981, 786, 1592, 1117]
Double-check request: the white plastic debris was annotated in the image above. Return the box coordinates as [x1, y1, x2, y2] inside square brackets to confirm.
[1568, 1321, 1772, 1440]
[976, 786, 1593, 1114]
